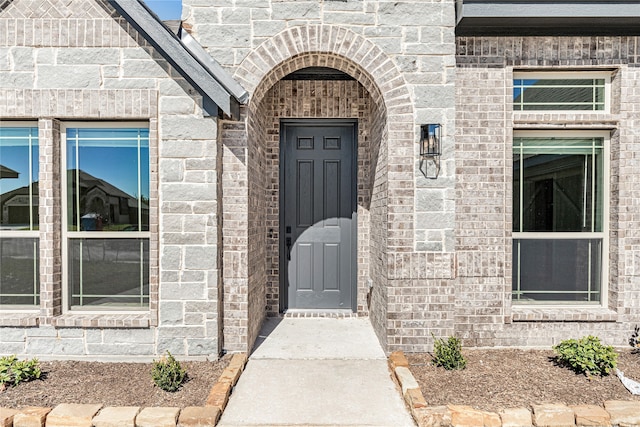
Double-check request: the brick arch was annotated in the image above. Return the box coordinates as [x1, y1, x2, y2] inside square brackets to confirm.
[224, 24, 416, 353]
[233, 24, 413, 117]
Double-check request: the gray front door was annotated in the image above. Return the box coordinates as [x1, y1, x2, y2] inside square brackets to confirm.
[280, 120, 357, 311]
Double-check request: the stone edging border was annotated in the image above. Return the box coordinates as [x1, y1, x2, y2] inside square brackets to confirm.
[388, 351, 640, 427]
[0, 353, 248, 427]
[205, 352, 248, 414]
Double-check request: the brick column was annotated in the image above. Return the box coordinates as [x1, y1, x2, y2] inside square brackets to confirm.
[38, 118, 62, 323]
[221, 119, 250, 352]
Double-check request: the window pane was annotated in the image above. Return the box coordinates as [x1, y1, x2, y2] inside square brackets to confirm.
[0, 238, 39, 305]
[513, 238, 601, 303]
[0, 127, 39, 230]
[513, 137, 603, 232]
[68, 238, 149, 308]
[514, 78, 605, 111]
[67, 128, 149, 232]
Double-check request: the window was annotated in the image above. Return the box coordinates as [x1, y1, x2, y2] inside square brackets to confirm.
[512, 131, 608, 304]
[63, 125, 149, 310]
[513, 72, 610, 112]
[0, 125, 39, 307]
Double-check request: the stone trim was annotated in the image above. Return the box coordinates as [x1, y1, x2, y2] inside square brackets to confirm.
[456, 36, 640, 68]
[0, 89, 157, 119]
[389, 252, 457, 280]
[51, 313, 151, 328]
[511, 307, 618, 323]
[0, 312, 39, 327]
[0, 14, 146, 48]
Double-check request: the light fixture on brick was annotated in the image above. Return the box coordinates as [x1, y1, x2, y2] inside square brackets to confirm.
[419, 124, 441, 179]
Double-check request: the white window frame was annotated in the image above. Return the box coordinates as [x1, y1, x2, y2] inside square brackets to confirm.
[513, 71, 612, 114]
[512, 130, 610, 307]
[0, 121, 40, 311]
[61, 122, 150, 313]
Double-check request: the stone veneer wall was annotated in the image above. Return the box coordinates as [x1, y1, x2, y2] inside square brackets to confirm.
[455, 36, 640, 347]
[0, 0, 220, 359]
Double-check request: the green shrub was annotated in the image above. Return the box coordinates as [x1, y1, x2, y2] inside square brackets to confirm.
[630, 325, 640, 355]
[553, 335, 618, 378]
[0, 355, 41, 387]
[152, 351, 186, 392]
[431, 334, 467, 370]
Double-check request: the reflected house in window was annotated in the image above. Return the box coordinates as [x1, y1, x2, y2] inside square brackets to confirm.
[67, 170, 149, 232]
[1, 163, 33, 229]
[1, 170, 148, 231]
[0, 181, 38, 229]
[0, 164, 20, 179]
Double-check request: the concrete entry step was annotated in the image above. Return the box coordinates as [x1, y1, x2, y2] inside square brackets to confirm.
[218, 317, 415, 427]
[250, 317, 387, 360]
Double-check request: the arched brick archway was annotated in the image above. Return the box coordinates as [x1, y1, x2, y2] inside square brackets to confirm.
[222, 25, 416, 352]
[233, 24, 413, 121]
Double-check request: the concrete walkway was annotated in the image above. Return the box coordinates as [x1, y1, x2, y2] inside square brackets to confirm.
[218, 317, 415, 427]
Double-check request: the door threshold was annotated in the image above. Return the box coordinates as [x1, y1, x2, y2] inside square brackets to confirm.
[282, 309, 358, 318]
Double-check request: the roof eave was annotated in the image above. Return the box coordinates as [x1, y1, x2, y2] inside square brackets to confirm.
[456, 0, 640, 36]
[108, 0, 244, 119]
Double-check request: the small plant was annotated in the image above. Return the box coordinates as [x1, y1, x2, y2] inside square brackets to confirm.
[152, 351, 187, 392]
[553, 335, 618, 378]
[431, 334, 467, 370]
[0, 355, 41, 387]
[630, 325, 640, 355]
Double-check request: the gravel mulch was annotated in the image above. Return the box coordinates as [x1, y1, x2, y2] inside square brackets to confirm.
[0, 356, 230, 408]
[407, 349, 640, 412]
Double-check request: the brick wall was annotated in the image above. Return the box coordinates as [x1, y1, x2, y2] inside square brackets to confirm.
[219, 72, 386, 352]
[219, 117, 251, 352]
[455, 36, 640, 347]
[262, 79, 373, 316]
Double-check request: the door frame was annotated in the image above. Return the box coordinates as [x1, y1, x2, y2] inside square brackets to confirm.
[279, 118, 358, 312]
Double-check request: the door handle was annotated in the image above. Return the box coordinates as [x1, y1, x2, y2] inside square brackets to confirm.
[285, 237, 292, 261]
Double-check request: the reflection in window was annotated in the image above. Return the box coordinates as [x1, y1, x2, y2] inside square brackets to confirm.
[513, 135, 605, 304]
[65, 126, 149, 309]
[0, 126, 39, 307]
[514, 77, 606, 111]
[0, 127, 39, 230]
[69, 238, 149, 308]
[66, 128, 149, 232]
[1, 238, 39, 305]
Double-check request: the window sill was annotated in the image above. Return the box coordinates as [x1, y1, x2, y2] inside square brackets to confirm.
[52, 313, 150, 328]
[513, 113, 619, 129]
[0, 312, 40, 327]
[511, 306, 618, 323]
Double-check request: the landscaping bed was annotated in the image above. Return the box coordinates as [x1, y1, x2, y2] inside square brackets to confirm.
[407, 348, 640, 412]
[2, 349, 639, 413]
[0, 356, 230, 408]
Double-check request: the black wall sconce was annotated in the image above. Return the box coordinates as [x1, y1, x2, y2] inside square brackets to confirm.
[419, 124, 441, 179]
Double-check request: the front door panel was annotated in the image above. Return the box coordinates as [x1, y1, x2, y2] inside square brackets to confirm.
[281, 121, 356, 310]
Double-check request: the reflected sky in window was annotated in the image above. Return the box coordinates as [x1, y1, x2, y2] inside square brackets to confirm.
[67, 128, 149, 231]
[0, 127, 39, 230]
[0, 127, 38, 193]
